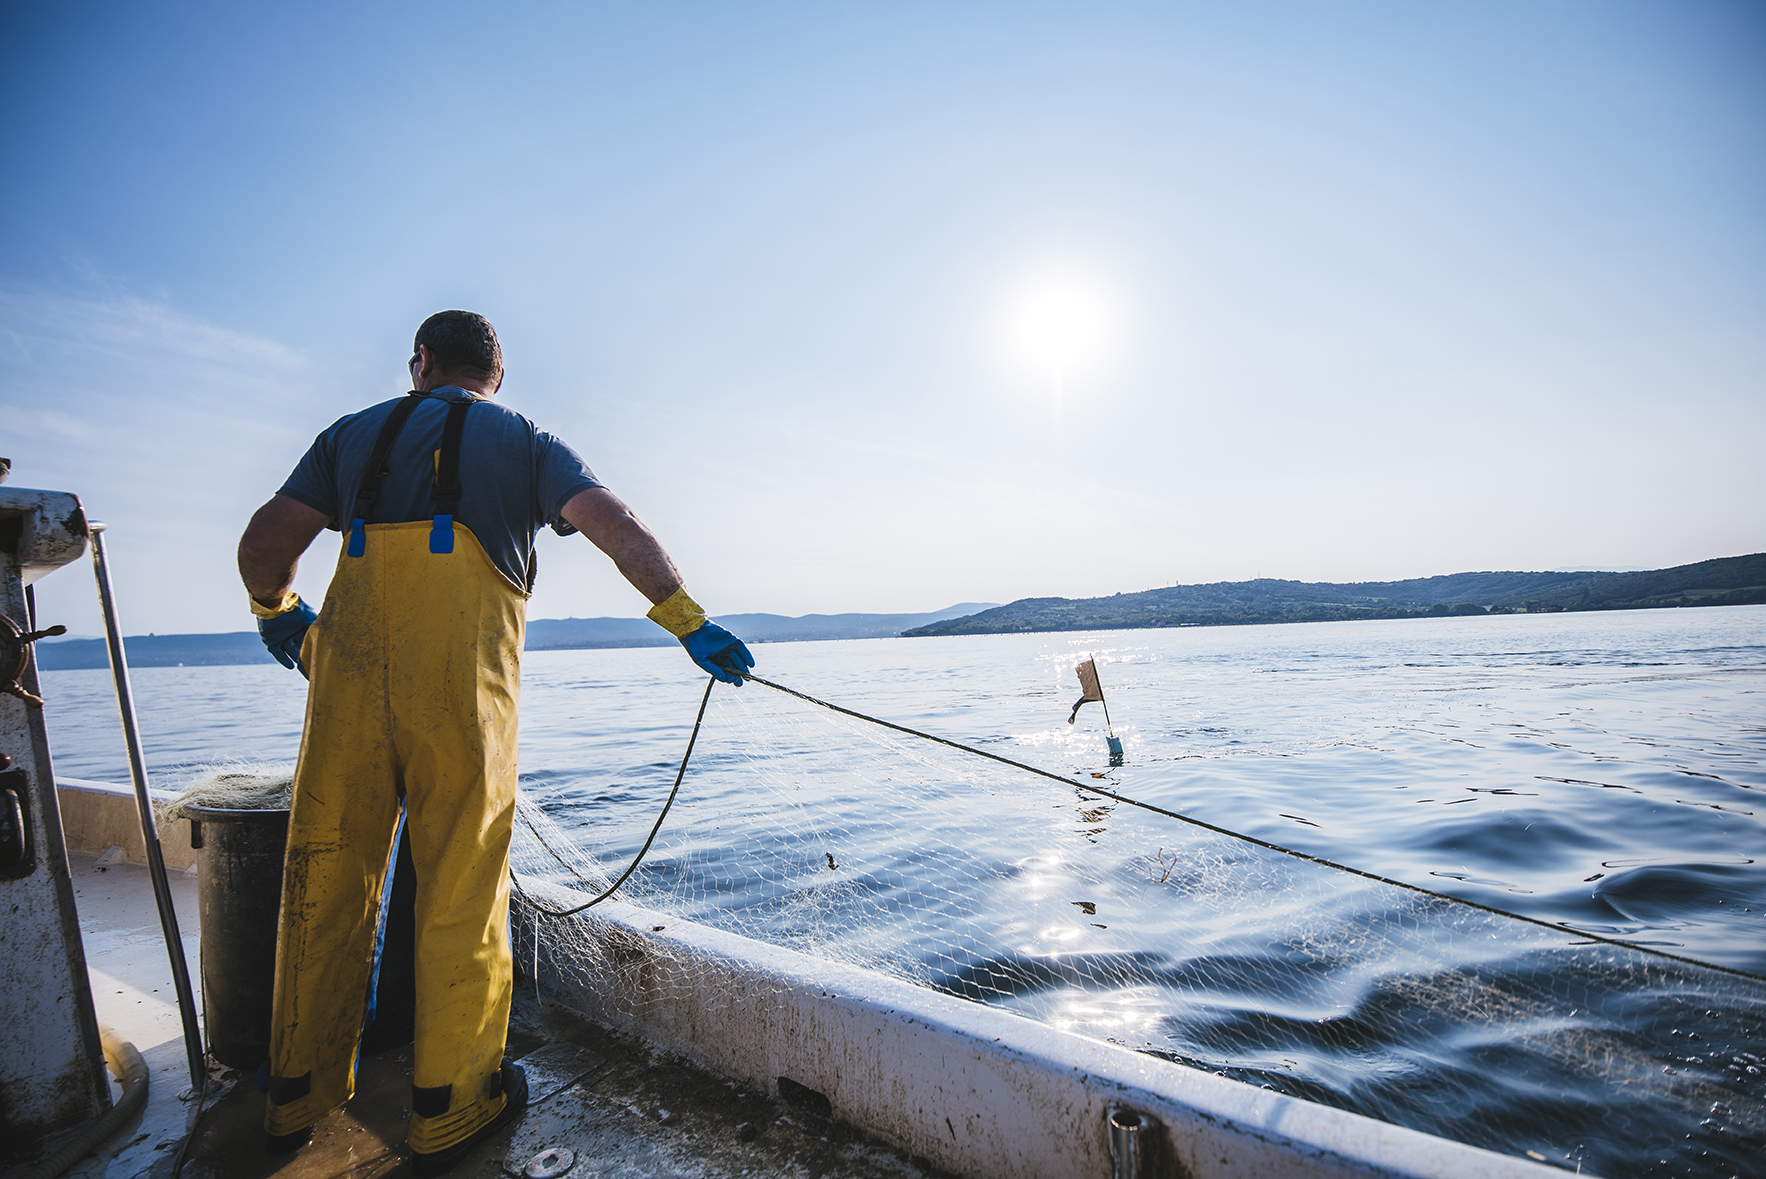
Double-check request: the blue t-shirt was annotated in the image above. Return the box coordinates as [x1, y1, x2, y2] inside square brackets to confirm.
[277, 389, 603, 591]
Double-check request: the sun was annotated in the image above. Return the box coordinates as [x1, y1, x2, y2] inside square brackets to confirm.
[995, 265, 1122, 390]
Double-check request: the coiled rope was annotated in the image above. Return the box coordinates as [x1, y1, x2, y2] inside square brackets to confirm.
[516, 671, 1766, 985]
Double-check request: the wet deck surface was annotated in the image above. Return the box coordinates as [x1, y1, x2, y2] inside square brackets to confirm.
[172, 1003, 953, 1179]
[36, 853, 953, 1179]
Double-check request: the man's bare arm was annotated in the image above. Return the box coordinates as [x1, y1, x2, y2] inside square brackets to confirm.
[563, 486, 755, 685]
[238, 495, 331, 606]
[559, 487, 686, 606]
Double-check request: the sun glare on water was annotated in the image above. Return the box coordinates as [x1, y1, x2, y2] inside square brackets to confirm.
[994, 265, 1123, 394]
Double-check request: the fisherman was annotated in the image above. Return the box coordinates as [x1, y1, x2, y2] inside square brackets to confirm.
[236, 310, 754, 1175]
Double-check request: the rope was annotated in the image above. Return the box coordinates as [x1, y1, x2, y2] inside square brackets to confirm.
[518, 676, 715, 918]
[167, 1069, 211, 1179]
[736, 673, 1766, 985]
[508, 666, 1762, 985]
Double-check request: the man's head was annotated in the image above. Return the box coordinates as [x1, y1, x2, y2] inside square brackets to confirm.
[411, 310, 502, 393]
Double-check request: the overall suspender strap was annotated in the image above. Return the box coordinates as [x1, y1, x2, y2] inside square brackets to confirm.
[346, 394, 425, 558]
[428, 398, 473, 554]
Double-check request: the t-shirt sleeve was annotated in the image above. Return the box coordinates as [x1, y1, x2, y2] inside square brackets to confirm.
[275, 416, 350, 528]
[535, 431, 604, 535]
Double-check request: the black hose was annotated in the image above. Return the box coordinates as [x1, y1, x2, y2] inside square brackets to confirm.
[518, 676, 714, 917]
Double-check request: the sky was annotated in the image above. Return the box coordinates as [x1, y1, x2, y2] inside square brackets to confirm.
[3, 0, 1763, 637]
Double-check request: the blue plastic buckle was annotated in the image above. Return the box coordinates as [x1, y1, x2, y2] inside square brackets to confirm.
[347, 518, 366, 557]
[429, 514, 454, 554]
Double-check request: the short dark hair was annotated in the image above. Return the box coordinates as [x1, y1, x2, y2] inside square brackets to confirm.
[414, 310, 502, 385]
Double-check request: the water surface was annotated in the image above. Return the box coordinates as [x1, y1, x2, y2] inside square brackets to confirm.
[42, 606, 1766, 1176]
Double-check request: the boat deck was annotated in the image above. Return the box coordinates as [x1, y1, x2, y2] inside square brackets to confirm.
[51, 852, 949, 1179]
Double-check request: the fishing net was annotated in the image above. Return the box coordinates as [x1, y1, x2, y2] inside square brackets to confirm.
[156, 763, 295, 822]
[508, 678, 1766, 1179]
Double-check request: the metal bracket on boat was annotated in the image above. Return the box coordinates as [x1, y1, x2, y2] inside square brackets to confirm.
[1109, 1107, 1147, 1179]
[0, 754, 31, 880]
[523, 1146, 575, 1178]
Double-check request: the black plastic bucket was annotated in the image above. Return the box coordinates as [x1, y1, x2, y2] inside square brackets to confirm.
[185, 805, 416, 1070]
[185, 804, 289, 1070]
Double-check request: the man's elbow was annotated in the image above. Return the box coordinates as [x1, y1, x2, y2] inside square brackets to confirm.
[237, 526, 280, 574]
[238, 496, 328, 574]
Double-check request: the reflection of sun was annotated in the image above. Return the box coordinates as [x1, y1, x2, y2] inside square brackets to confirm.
[995, 266, 1121, 390]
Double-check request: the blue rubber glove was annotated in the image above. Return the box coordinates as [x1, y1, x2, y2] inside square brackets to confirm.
[680, 622, 755, 687]
[257, 596, 317, 678]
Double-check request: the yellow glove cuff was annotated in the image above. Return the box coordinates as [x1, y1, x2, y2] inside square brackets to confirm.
[249, 591, 301, 619]
[646, 588, 708, 638]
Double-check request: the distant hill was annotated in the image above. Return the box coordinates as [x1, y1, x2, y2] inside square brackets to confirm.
[523, 602, 997, 649]
[903, 554, 1766, 637]
[36, 602, 1000, 670]
[37, 630, 276, 670]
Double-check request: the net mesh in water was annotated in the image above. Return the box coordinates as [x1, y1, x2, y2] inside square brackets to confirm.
[508, 680, 1766, 1179]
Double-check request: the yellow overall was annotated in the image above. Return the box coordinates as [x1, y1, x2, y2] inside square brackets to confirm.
[263, 518, 526, 1152]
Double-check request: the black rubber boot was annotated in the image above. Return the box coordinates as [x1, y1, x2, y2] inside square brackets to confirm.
[410, 1060, 528, 1178]
[264, 1124, 312, 1155]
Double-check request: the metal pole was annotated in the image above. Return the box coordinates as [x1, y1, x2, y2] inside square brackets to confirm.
[89, 522, 206, 1092]
[1092, 659, 1124, 766]
[1092, 657, 1116, 736]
